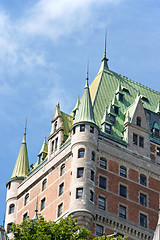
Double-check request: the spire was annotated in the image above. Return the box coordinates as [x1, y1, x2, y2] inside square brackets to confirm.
[74, 65, 96, 125]
[38, 137, 48, 156]
[98, 32, 109, 73]
[85, 60, 89, 88]
[8, 121, 30, 182]
[153, 209, 160, 240]
[33, 196, 39, 221]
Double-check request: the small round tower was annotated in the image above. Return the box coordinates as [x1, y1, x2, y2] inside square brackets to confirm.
[5, 122, 29, 237]
[69, 66, 99, 229]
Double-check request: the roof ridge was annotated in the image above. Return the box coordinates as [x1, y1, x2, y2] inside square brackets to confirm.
[110, 70, 160, 96]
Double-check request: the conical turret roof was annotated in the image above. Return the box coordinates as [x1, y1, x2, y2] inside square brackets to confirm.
[153, 211, 160, 240]
[74, 67, 96, 125]
[9, 122, 29, 182]
[38, 137, 48, 156]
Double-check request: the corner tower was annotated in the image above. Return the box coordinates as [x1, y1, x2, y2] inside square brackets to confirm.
[5, 122, 29, 236]
[69, 65, 99, 229]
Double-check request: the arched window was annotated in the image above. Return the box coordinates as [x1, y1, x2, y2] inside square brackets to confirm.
[120, 166, 127, 178]
[78, 148, 85, 158]
[60, 164, 65, 176]
[24, 193, 29, 206]
[91, 151, 95, 161]
[140, 174, 147, 186]
[42, 179, 47, 191]
[9, 204, 15, 214]
[136, 117, 141, 127]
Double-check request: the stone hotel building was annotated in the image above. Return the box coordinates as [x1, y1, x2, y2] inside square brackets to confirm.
[5, 37, 160, 239]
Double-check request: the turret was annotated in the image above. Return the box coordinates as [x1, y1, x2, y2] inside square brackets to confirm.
[38, 137, 48, 164]
[69, 65, 99, 229]
[5, 121, 29, 236]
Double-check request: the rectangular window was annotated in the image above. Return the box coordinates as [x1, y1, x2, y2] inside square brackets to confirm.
[139, 136, 144, 148]
[119, 185, 127, 198]
[57, 203, 63, 217]
[110, 115, 115, 124]
[100, 158, 107, 169]
[80, 124, 85, 132]
[96, 225, 103, 236]
[59, 182, 64, 196]
[119, 93, 124, 102]
[140, 213, 147, 228]
[77, 168, 84, 178]
[120, 166, 127, 178]
[119, 205, 126, 219]
[140, 174, 147, 186]
[76, 188, 83, 199]
[114, 106, 119, 115]
[91, 170, 94, 182]
[7, 223, 13, 234]
[98, 196, 106, 210]
[41, 198, 46, 211]
[90, 190, 94, 202]
[105, 124, 111, 134]
[140, 193, 147, 206]
[73, 126, 76, 135]
[99, 176, 106, 189]
[90, 126, 94, 133]
[133, 134, 138, 145]
[51, 140, 54, 152]
[157, 147, 160, 156]
[55, 137, 58, 150]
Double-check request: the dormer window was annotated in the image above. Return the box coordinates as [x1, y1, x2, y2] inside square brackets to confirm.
[122, 88, 130, 94]
[110, 115, 115, 124]
[105, 124, 111, 134]
[118, 93, 124, 102]
[142, 96, 149, 104]
[114, 106, 119, 115]
[54, 121, 57, 132]
[136, 117, 141, 127]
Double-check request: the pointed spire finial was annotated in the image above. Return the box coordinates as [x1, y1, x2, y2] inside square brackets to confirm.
[85, 60, 89, 88]
[23, 118, 27, 143]
[104, 31, 107, 59]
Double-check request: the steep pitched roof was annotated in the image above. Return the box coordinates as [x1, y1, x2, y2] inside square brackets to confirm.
[74, 73, 96, 125]
[38, 137, 48, 156]
[9, 126, 29, 182]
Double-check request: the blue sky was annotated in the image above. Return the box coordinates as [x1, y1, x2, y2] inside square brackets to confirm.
[1, 0, 160, 224]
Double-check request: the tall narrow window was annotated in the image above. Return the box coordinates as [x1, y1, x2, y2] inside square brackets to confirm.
[105, 124, 111, 134]
[140, 174, 147, 186]
[139, 136, 144, 148]
[73, 126, 76, 135]
[137, 117, 141, 127]
[140, 214, 147, 228]
[24, 193, 29, 206]
[55, 137, 58, 150]
[133, 134, 138, 145]
[77, 168, 84, 178]
[41, 198, 46, 211]
[100, 158, 107, 169]
[119, 93, 124, 102]
[7, 223, 13, 233]
[51, 140, 54, 152]
[57, 203, 63, 217]
[60, 164, 65, 176]
[80, 124, 85, 132]
[119, 185, 127, 198]
[114, 106, 119, 115]
[91, 151, 95, 161]
[78, 148, 85, 158]
[99, 176, 106, 189]
[59, 182, 64, 196]
[90, 126, 94, 133]
[140, 193, 147, 206]
[54, 121, 57, 131]
[90, 190, 94, 202]
[42, 179, 47, 191]
[98, 196, 106, 210]
[9, 204, 15, 214]
[91, 170, 95, 182]
[76, 188, 83, 199]
[120, 166, 127, 178]
[119, 205, 126, 219]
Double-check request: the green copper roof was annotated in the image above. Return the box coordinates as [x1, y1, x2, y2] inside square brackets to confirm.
[38, 137, 48, 155]
[9, 127, 29, 182]
[74, 74, 96, 125]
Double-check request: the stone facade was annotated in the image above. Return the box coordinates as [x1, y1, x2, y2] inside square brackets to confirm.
[5, 41, 160, 240]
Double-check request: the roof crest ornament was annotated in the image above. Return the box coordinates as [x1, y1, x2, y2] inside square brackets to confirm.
[85, 60, 89, 88]
[22, 118, 27, 143]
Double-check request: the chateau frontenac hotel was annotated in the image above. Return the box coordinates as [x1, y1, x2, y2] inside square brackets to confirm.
[4, 36, 160, 240]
